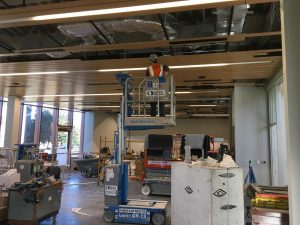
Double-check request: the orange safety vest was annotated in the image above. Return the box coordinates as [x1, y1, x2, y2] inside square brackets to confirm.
[147, 63, 164, 77]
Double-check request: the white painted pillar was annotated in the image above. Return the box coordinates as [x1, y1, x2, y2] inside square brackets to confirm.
[83, 111, 94, 153]
[233, 86, 270, 185]
[280, 1, 300, 224]
[4, 96, 21, 148]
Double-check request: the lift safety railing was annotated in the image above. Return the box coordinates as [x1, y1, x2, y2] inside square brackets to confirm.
[123, 75, 175, 126]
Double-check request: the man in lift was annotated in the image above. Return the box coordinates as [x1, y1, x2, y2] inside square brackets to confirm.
[146, 54, 170, 117]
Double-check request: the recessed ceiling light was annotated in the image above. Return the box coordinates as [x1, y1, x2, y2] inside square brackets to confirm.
[32, 0, 237, 21]
[23, 93, 122, 98]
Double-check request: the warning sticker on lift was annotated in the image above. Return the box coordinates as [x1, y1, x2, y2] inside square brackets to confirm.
[106, 168, 115, 182]
[146, 89, 166, 97]
[115, 208, 150, 221]
[105, 185, 118, 196]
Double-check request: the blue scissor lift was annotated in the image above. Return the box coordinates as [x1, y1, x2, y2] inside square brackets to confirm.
[103, 73, 176, 225]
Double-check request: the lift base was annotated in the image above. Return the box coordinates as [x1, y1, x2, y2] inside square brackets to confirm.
[104, 199, 167, 225]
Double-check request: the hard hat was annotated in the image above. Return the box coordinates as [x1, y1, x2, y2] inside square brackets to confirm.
[149, 54, 158, 62]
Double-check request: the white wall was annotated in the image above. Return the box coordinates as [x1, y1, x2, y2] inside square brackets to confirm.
[281, 1, 300, 222]
[131, 118, 230, 143]
[234, 86, 270, 185]
[90, 111, 230, 154]
[83, 112, 94, 152]
[92, 111, 117, 153]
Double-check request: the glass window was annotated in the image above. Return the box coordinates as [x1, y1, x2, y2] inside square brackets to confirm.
[71, 111, 82, 157]
[58, 110, 70, 126]
[21, 105, 38, 144]
[0, 101, 8, 147]
[39, 107, 54, 153]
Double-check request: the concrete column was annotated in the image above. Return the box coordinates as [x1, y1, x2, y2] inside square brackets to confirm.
[280, 1, 300, 224]
[4, 96, 21, 148]
[83, 111, 94, 153]
[233, 86, 270, 185]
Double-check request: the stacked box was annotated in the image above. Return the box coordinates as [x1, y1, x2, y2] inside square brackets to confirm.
[0, 192, 8, 222]
[251, 193, 289, 210]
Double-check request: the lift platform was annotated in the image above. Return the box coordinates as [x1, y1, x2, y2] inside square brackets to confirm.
[103, 73, 175, 225]
[117, 73, 176, 129]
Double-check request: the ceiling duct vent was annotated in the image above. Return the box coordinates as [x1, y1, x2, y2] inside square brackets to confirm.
[46, 51, 71, 58]
[57, 15, 177, 44]
[95, 18, 177, 41]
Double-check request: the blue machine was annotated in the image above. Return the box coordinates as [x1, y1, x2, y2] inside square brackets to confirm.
[103, 73, 175, 225]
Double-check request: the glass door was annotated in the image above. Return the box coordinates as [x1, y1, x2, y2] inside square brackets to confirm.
[57, 129, 71, 166]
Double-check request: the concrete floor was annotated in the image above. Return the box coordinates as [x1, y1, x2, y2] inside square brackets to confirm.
[40, 172, 171, 225]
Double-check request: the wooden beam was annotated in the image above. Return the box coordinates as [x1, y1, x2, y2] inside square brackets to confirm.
[0, 49, 282, 74]
[6, 31, 280, 57]
[0, 0, 278, 29]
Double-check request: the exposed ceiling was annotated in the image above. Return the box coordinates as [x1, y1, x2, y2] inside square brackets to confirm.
[0, 0, 282, 118]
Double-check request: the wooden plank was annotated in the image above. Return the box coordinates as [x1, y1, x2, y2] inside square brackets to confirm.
[0, 0, 278, 28]
[0, 49, 282, 73]
[0, 49, 281, 110]
[10, 31, 280, 56]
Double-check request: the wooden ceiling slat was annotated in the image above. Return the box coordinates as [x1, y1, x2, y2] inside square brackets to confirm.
[0, 50, 282, 73]
[0, 0, 278, 29]
[0, 50, 281, 110]
[8, 31, 280, 57]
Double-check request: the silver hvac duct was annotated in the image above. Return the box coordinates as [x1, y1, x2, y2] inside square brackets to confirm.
[215, 4, 249, 35]
[57, 15, 177, 45]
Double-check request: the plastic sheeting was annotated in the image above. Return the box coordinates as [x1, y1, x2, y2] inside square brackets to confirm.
[57, 15, 177, 46]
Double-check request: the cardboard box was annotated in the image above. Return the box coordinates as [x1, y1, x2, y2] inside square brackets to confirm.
[0, 193, 8, 208]
[0, 206, 8, 222]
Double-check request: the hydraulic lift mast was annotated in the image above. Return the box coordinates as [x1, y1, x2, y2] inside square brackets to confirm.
[103, 73, 175, 225]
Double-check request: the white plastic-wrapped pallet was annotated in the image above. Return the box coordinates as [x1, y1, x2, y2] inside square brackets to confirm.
[171, 163, 244, 225]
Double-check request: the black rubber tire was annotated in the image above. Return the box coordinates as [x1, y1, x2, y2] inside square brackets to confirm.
[151, 213, 165, 225]
[103, 210, 115, 223]
[141, 185, 151, 196]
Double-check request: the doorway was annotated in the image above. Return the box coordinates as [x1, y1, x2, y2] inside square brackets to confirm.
[57, 127, 71, 166]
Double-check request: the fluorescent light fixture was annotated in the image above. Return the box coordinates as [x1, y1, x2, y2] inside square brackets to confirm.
[169, 61, 272, 69]
[79, 105, 120, 108]
[205, 90, 221, 93]
[191, 113, 229, 117]
[0, 61, 272, 77]
[0, 71, 69, 76]
[175, 91, 193, 94]
[98, 68, 146, 72]
[23, 93, 122, 98]
[33, 0, 236, 21]
[97, 61, 272, 72]
[189, 104, 217, 107]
